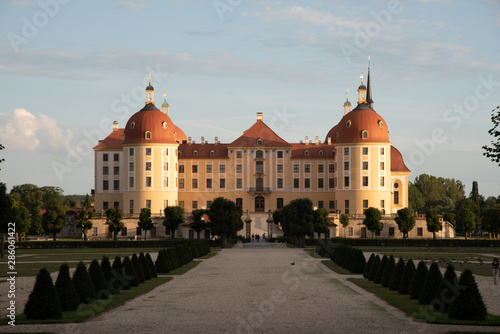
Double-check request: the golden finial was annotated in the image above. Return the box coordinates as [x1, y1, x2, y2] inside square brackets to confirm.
[163, 90, 167, 100]
[345, 89, 349, 100]
[360, 72, 364, 84]
[368, 55, 371, 69]
[147, 73, 151, 83]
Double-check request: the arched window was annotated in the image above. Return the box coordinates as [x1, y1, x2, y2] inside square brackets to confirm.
[210, 150, 215, 157]
[378, 120, 383, 128]
[304, 150, 309, 156]
[362, 130, 368, 139]
[331, 150, 335, 156]
[131, 122, 135, 129]
[346, 120, 351, 128]
[145, 131, 151, 140]
[256, 160, 263, 173]
[257, 138, 263, 145]
[256, 150, 264, 158]
[193, 150, 198, 157]
[162, 121, 167, 129]
[318, 150, 323, 156]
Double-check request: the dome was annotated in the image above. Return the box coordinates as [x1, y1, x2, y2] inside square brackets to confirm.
[325, 108, 389, 144]
[358, 84, 366, 90]
[123, 103, 185, 145]
[162, 101, 169, 107]
[343, 100, 351, 107]
[146, 84, 154, 91]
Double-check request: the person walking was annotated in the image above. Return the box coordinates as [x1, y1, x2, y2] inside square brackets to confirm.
[492, 258, 499, 285]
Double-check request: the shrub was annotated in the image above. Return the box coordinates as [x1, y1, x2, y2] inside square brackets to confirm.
[389, 258, 405, 291]
[89, 259, 110, 300]
[139, 252, 152, 280]
[419, 262, 443, 305]
[55, 263, 79, 311]
[25, 268, 62, 319]
[352, 249, 366, 274]
[364, 253, 375, 279]
[146, 253, 158, 278]
[132, 253, 145, 284]
[72, 261, 96, 304]
[112, 256, 129, 290]
[101, 256, 119, 294]
[368, 255, 381, 282]
[381, 255, 396, 288]
[168, 248, 180, 269]
[374, 255, 388, 284]
[164, 248, 174, 272]
[409, 261, 428, 299]
[123, 256, 139, 287]
[438, 264, 458, 313]
[448, 269, 487, 321]
[398, 259, 415, 295]
[155, 249, 168, 273]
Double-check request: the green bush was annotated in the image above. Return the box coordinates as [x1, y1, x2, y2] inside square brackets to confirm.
[409, 261, 428, 299]
[398, 259, 415, 295]
[139, 252, 152, 280]
[368, 255, 381, 282]
[374, 255, 388, 284]
[389, 258, 405, 291]
[25, 268, 62, 320]
[112, 256, 129, 290]
[55, 263, 79, 311]
[132, 253, 145, 284]
[364, 254, 375, 279]
[101, 256, 119, 294]
[123, 256, 139, 287]
[419, 262, 443, 305]
[448, 269, 487, 321]
[438, 264, 457, 312]
[155, 249, 168, 273]
[146, 253, 157, 278]
[352, 249, 366, 274]
[72, 261, 96, 304]
[381, 255, 396, 288]
[168, 248, 180, 269]
[89, 259, 110, 300]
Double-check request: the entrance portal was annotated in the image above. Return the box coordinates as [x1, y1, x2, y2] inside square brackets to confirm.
[255, 196, 265, 212]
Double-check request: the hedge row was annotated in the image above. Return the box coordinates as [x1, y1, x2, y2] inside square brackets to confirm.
[315, 239, 335, 258]
[13, 238, 221, 249]
[331, 237, 500, 248]
[330, 245, 366, 274]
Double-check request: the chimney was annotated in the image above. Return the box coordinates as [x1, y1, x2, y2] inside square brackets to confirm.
[188, 136, 192, 145]
[113, 121, 118, 132]
[201, 136, 205, 145]
[214, 136, 218, 145]
[256, 112, 263, 121]
[315, 136, 319, 145]
[327, 137, 332, 145]
[305, 136, 309, 145]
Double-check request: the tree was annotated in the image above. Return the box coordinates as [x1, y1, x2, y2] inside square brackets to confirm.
[55, 263, 79, 311]
[0, 183, 14, 257]
[83, 194, 92, 209]
[138, 208, 154, 240]
[190, 209, 208, 239]
[426, 210, 442, 240]
[42, 205, 65, 241]
[105, 208, 124, 241]
[0, 144, 5, 170]
[381, 255, 396, 288]
[389, 258, 406, 291]
[72, 261, 96, 304]
[279, 198, 314, 248]
[448, 269, 487, 320]
[139, 252, 152, 280]
[131, 253, 145, 284]
[89, 259, 110, 300]
[313, 208, 329, 239]
[394, 208, 415, 239]
[482, 204, 500, 237]
[374, 255, 388, 284]
[455, 198, 477, 240]
[340, 214, 349, 238]
[364, 253, 375, 279]
[24, 268, 62, 320]
[363, 207, 383, 238]
[398, 259, 415, 295]
[123, 256, 139, 287]
[29, 212, 43, 235]
[12, 205, 30, 241]
[208, 197, 243, 248]
[76, 208, 94, 242]
[469, 181, 480, 217]
[419, 262, 443, 305]
[409, 174, 465, 214]
[146, 253, 158, 278]
[409, 261, 428, 300]
[482, 105, 500, 166]
[439, 264, 457, 312]
[163, 206, 185, 239]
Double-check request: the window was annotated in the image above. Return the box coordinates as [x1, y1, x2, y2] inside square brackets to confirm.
[236, 178, 242, 189]
[206, 165, 212, 173]
[304, 150, 309, 156]
[136, 227, 142, 236]
[220, 178, 225, 189]
[193, 150, 198, 157]
[329, 201, 335, 209]
[344, 148, 349, 155]
[146, 200, 151, 208]
[130, 200, 134, 214]
[179, 165, 185, 173]
[363, 200, 368, 208]
[113, 180, 119, 190]
[131, 122, 135, 129]
[220, 165, 226, 173]
[236, 164, 242, 173]
[192, 179, 198, 189]
[362, 131, 368, 139]
[348, 227, 353, 236]
[257, 139, 263, 145]
[130, 148, 134, 156]
[277, 198, 284, 209]
[192, 201, 198, 209]
[179, 179, 185, 189]
[179, 201, 184, 209]
[331, 150, 336, 156]
[304, 178, 310, 188]
[103, 166, 109, 175]
[103, 201, 108, 210]
[304, 164, 310, 173]
[114, 201, 119, 209]
[294, 178, 299, 189]
[379, 120, 383, 128]
[293, 165, 299, 173]
[394, 183, 399, 189]
[345, 200, 349, 215]
[346, 120, 351, 128]
[114, 154, 119, 161]
[381, 199, 385, 208]
[394, 191, 400, 205]
[362, 162, 368, 170]
[163, 177, 169, 187]
[103, 153, 108, 161]
[129, 177, 134, 187]
[121, 227, 127, 236]
[344, 162, 349, 170]
[236, 198, 243, 208]
[329, 178, 335, 188]
[277, 178, 283, 189]
[192, 165, 198, 173]
[329, 164, 335, 173]
[256, 150, 263, 158]
[319, 150, 323, 156]
[146, 177, 151, 187]
[318, 164, 324, 173]
[318, 201, 324, 209]
[163, 148, 168, 156]
[92, 227, 98, 236]
[389, 227, 395, 237]
[318, 178, 324, 188]
[363, 147, 368, 155]
[145, 131, 151, 140]
[380, 176, 385, 187]
[103, 180, 109, 190]
[129, 162, 134, 171]
[417, 228, 423, 236]
[344, 177, 350, 187]
[380, 162, 385, 170]
[146, 162, 151, 171]
[236, 151, 242, 158]
[380, 148, 385, 155]
[277, 151, 283, 158]
[163, 162, 168, 171]
[277, 164, 283, 173]
[363, 176, 369, 187]
[206, 179, 212, 188]
[256, 161, 263, 173]
[146, 148, 151, 156]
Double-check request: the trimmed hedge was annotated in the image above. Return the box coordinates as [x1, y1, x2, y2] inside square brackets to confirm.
[388, 258, 405, 291]
[55, 263, 79, 311]
[89, 259, 110, 300]
[439, 264, 458, 312]
[72, 262, 96, 304]
[409, 261, 428, 299]
[368, 255, 381, 282]
[328, 237, 500, 248]
[146, 253, 158, 278]
[381, 255, 396, 288]
[139, 252, 152, 280]
[364, 254, 375, 279]
[374, 255, 388, 284]
[131, 253, 145, 284]
[25, 268, 62, 320]
[398, 259, 415, 295]
[123, 256, 139, 287]
[419, 262, 443, 305]
[448, 269, 487, 321]
[13, 238, 221, 249]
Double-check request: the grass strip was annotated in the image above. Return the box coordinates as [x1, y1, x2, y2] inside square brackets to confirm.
[167, 260, 202, 275]
[304, 249, 324, 259]
[320, 260, 352, 275]
[348, 277, 500, 326]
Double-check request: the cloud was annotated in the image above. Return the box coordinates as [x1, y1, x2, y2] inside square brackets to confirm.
[0, 108, 73, 151]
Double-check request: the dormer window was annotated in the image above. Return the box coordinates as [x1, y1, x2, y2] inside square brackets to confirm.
[304, 150, 309, 156]
[210, 150, 215, 157]
[378, 120, 383, 128]
[346, 120, 351, 128]
[131, 122, 135, 129]
[257, 138, 263, 145]
[318, 150, 323, 156]
[331, 150, 335, 156]
[145, 131, 152, 140]
[162, 121, 167, 129]
[193, 150, 198, 157]
[362, 130, 368, 139]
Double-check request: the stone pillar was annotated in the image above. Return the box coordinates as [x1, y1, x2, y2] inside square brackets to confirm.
[266, 210, 274, 239]
[245, 210, 252, 239]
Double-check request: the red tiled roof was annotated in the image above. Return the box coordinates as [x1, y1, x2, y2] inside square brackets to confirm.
[391, 146, 411, 173]
[291, 143, 336, 159]
[94, 129, 124, 150]
[179, 143, 229, 159]
[229, 119, 292, 148]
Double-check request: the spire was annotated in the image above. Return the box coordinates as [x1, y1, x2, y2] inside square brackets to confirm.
[366, 56, 374, 109]
[145, 73, 155, 104]
[357, 72, 367, 104]
[161, 90, 170, 115]
[343, 89, 351, 115]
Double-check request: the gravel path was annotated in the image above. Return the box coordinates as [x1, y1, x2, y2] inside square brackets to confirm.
[3, 246, 500, 333]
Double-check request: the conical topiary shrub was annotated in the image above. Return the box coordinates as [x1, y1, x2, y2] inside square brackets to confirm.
[398, 259, 415, 295]
[374, 255, 388, 284]
[364, 254, 375, 279]
[101, 256, 119, 294]
[112, 256, 128, 291]
[448, 269, 487, 321]
[132, 253, 145, 284]
[438, 264, 457, 312]
[368, 255, 381, 281]
[139, 252, 152, 280]
[389, 258, 405, 291]
[155, 249, 167, 273]
[170, 248, 180, 269]
[409, 261, 428, 299]
[72, 261, 96, 304]
[352, 249, 366, 274]
[419, 262, 443, 305]
[25, 268, 62, 319]
[89, 259, 110, 300]
[55, 263, 79, 311]
[123, 256, 139, 287]
[146, 253, 158, 278]
[381, 255, 396, 288]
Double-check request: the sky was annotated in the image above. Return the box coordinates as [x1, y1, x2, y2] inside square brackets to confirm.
[0, 0, 499, 198]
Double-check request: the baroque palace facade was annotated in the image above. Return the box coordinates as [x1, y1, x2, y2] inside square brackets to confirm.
[91, 68, 454, 239]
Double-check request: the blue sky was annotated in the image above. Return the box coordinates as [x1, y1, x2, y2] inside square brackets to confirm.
[0, 0, 499, 197]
